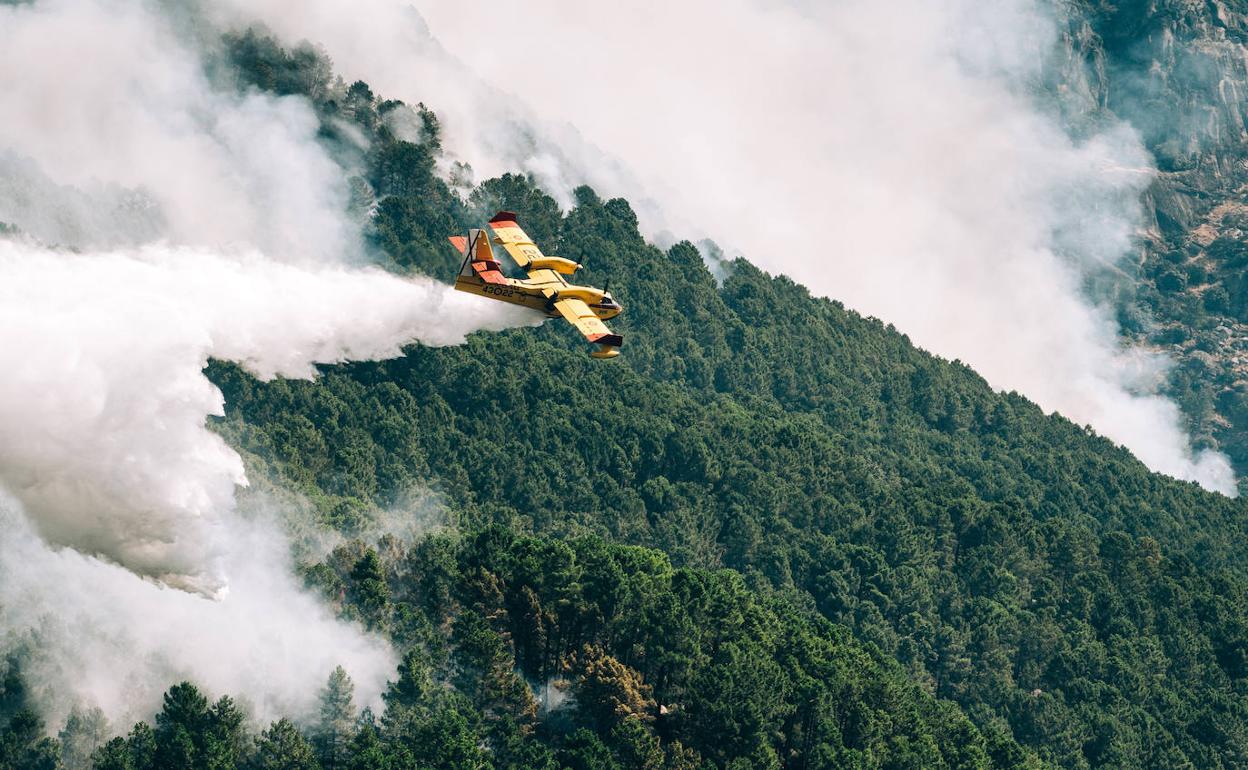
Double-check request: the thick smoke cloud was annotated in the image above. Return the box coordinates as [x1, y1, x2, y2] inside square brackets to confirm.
[0, 494, 398, 729]
[0, 238, 528, 723]
[0, 0, 353, 261]
[0, 0, 535, 728]
[221, 0, 1236, 494]
[0, 241, 530, 592]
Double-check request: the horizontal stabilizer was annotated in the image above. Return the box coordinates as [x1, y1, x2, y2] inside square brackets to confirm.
[472, 261, 508, 285]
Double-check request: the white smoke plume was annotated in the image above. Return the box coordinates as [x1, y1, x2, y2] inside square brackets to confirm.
[218, 0, 1237, 494]
[0, 492, 397, 729]
[0, 240, 530, 592]
[0, 0, 536, 728]
[0, 240, 528, 723]
[0, 0, 354, 262]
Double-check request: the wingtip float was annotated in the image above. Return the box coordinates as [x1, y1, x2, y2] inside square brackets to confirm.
[449, 211, 624, 359]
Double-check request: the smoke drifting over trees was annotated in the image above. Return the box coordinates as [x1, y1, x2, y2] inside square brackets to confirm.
[220, 0, 1236, 493]
[0, 0, 531, 726]
[5, 1, 1248, 766]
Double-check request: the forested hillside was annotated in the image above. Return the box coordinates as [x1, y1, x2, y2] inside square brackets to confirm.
[7, 20, 1248, 770]
[7, 532, 1027, 770]
[201, 29, 1248, 769]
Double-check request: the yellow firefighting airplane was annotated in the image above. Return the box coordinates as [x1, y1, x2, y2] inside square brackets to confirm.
[449, 211, 623, 358]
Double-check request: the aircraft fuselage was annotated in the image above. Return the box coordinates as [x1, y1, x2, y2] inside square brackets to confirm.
[454, 273, 623, 321]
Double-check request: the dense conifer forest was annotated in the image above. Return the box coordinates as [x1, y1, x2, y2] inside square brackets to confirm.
[7, 23, 1248, 770]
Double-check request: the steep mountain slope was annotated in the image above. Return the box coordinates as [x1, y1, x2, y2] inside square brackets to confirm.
[7, 530, 1020, 770]
[1055, 0, 1248, 478]
[7, 16, 1248, 770]
[189, 30, 1248, 769]
[212, 187, 1248, 769]
[0, 29, 1040, 770]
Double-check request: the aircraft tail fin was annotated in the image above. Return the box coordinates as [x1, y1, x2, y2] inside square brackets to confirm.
[451, 228, 508, 285]
[471, 228, 494, 263]
[451, 229, 494, 279]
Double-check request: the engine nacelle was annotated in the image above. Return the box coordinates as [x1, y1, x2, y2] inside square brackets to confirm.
[556, 285, 606, 304]
[529, 256, 582, 274]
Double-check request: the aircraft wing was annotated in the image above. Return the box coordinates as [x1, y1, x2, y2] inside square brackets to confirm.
[551, 296, 623, 348]
[487, 211, 545, 269]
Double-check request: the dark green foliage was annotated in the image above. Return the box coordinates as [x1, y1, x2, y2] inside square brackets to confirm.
[80, 532, 1024, 769]
[558, 729, 622, 770]
[382, 650, 434, 713]
[0, 709, 59, 770]
[0, 660, 28, 732]
[249, 719, 318, 770]
[208, 171, 1248, 767]
[1156, 268, 1186, 292]
[206, 697, 249, 770]
[90, 738, 132, 770]
[154, 682, 210, 769]
[91, 683, 249, 770]
[188, 26, 1248, 770]
[124, 723, 155, 770]
[359, 530, 1026, 768]
[346, 551, 390, 631]
[384, 706, 490, 770]
[313, 668, 355, 770]
[221, 29, 332, 102]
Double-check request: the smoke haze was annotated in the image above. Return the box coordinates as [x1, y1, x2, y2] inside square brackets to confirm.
[0, 240, 530, 592]
[221, 0, 1236, 494]
[2, 0, 1241, 734]
[0, 0, 355, 261]
[0, 0, 534, 729]
[0, 493, 397, 729]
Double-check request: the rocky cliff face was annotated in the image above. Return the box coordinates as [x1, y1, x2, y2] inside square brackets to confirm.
[1047, 0, 1248, 483]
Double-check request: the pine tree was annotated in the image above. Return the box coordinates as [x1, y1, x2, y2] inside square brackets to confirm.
[153, 682, 210, 770]
[344, 713, 386, 770]
[126, 721, 157, 770]
[571, 645, 655, 730]
[248, 719, 319, 770]
[313, 667, 356, 770]
[0, 708, 60, 770]
[382, 650, 433, 714]
[204, 695, 249, 770]
[90, 737, 133, 770]
[58, 705, 108, 770]
[348, 551, 390, 631]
